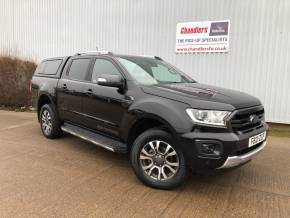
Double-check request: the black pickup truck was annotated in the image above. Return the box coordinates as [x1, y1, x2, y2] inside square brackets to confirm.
[32, 51, 268, 189]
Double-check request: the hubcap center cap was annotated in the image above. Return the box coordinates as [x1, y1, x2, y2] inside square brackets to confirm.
[153, 155, 165, 166]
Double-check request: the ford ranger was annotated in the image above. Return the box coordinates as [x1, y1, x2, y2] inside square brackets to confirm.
[32, 51, 268, 189]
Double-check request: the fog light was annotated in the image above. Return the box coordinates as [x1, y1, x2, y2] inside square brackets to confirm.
[201, 143, 220, 155]
[196, 140, 223, 158]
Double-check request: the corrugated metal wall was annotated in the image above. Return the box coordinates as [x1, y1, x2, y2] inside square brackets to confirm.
[1, 0, 290, 123]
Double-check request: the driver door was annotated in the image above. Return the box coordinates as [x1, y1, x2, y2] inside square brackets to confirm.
[82, 58, 128, 137]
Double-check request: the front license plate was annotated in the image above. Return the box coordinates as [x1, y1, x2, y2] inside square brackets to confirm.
[248, 131, 266, 147]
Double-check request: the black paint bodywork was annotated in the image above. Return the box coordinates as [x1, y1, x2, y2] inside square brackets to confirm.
[32, 53, 268, 170]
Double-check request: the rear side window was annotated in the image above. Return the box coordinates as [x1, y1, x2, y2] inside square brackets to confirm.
[38, 59, 62, 75]
[67, 58, 91, 81]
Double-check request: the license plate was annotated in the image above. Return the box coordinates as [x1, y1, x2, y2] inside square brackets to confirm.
[248, 131, 266, 147]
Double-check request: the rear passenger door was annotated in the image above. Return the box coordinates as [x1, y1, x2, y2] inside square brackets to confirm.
[57, 57, 92, 126]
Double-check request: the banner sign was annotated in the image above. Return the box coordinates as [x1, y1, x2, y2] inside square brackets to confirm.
[176, 20, 230, 53]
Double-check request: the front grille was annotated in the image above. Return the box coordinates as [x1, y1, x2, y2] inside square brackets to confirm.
[230, 106, 264, 134]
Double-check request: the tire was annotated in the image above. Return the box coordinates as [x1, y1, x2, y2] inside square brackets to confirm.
[39, 104, 62, 139]
[130, 128, 187, 189]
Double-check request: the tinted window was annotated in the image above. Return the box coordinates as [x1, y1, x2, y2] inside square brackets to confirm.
[91, 59, 120, 82]
[118, 57, 194, 85]
[152, 64, 182, 82]
[117, 58, 156, 85]
[38, 59, 62, 75]
[68, 58, 91, 81]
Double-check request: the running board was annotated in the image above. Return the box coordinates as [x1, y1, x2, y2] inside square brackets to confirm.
[61, 123, 127, 153]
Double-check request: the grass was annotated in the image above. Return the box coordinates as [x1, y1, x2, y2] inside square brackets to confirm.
[268, 123, 290, 138]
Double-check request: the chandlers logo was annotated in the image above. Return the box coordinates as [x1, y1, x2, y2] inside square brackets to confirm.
[180, 26, 208, 34]
[209, 21, 229, 36]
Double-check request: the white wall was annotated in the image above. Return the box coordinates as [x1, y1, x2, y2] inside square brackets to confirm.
[0, 0, 290, 123]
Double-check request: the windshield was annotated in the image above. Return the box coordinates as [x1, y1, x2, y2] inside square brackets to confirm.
[117, 56, 195, 85]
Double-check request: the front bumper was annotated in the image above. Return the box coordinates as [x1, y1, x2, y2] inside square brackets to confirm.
[217, 141, 267, 169]
[178, 122, 268, 170]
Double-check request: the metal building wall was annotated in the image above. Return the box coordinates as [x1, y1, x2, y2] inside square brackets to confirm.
[0, 0, 289, 123]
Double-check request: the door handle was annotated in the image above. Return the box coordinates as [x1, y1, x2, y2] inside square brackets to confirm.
[86, 89, 93, 96]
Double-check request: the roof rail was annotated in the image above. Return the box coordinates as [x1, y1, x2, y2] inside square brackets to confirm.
[153, 56, 163, 61]
[74, 50, 114, 56]
[140, 55, 163, 61]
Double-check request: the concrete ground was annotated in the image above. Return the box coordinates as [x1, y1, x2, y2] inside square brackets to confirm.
[0, 111, 289, 218]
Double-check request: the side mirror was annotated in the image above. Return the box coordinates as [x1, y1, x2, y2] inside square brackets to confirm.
[96, 74, 125, 90]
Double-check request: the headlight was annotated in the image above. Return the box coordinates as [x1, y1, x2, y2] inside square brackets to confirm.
[185, 108, 231, 127]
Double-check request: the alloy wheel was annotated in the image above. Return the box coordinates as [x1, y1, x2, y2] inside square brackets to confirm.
[139, 140, 180, 181]
[41, 110, 52, 135]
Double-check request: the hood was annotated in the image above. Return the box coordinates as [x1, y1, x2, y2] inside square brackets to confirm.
[141, 83, 261, 111]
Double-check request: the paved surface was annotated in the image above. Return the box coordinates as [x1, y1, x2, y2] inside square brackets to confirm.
[0, 111, 289, 218]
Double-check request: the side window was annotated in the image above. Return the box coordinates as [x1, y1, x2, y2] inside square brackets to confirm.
[91, 59, 121, 82]
[38, 59, 62, 75]
[67, 58, 91, 81]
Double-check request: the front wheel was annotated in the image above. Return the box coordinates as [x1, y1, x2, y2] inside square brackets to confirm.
[130, 129, 187, 189]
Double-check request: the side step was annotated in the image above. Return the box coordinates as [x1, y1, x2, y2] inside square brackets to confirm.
[61, 123, 127, 153]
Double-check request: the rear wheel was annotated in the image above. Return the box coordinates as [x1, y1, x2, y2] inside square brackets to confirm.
[39, 104, 62, 139]
[130, 128, 187, 189]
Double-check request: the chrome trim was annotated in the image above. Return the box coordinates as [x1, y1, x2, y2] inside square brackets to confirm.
[61, 126, 115, 152]
[218, 141, 267, 169]
[74, 50, 112, 56]
[97, 78, 107, 83]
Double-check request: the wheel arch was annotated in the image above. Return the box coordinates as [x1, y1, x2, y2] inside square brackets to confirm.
[124, 97, 192, 151]
[37, 93, 56, 122]
[126, 113, 178, 152]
